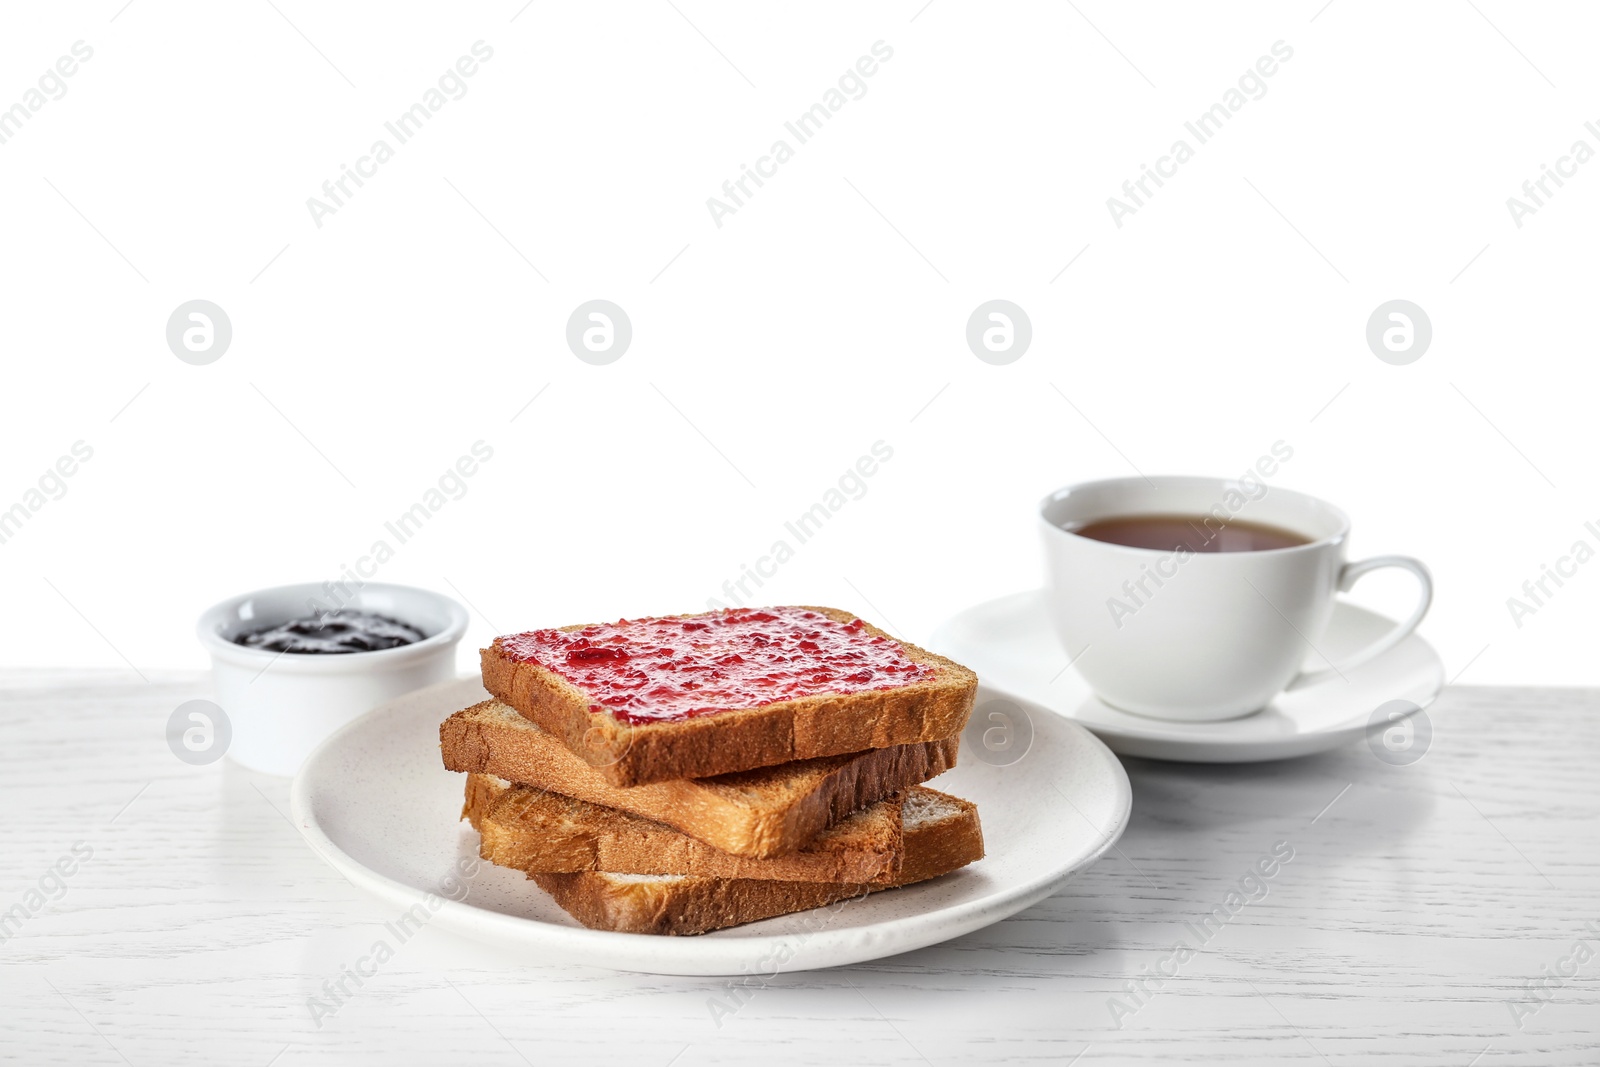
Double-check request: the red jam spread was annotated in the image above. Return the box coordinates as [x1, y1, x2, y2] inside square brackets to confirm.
[497, 607, 933, 724]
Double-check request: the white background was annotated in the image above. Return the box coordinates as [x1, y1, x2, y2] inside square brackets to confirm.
[2, 1, 1596, 686]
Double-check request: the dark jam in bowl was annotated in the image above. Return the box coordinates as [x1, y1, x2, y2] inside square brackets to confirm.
[233, 610, 426, 654]
[497, 606, 934, 724]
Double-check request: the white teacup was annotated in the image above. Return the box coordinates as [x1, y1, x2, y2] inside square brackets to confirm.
[1039, 476, 1432, 722]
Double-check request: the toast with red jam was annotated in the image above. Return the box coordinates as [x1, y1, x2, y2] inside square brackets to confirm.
[478, 606, 977, 787]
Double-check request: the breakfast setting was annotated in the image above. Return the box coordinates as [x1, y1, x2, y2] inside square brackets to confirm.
[212, 471, 1441, 972]
[12, 456, 1593, 1061]
[7, 5, 1598, 1065]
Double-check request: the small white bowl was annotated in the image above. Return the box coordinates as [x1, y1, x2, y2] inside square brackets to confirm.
[196, 583, 469, 776]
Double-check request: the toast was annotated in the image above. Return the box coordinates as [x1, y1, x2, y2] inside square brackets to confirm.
[530, 786, 984, 935]
[465, 775, 904, 884]
[480, 605, 978, 786]
[442, 699, 960, 857]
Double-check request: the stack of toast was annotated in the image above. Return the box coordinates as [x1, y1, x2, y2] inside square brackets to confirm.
[439, 605, 983, 935]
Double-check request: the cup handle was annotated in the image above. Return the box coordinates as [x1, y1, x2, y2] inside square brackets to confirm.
[1287, 556, 1433, 691]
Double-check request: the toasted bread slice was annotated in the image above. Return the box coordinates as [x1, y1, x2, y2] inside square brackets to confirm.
[465, 775, 904, 884]
[480, 605, 978, 787]
[531, 787, 983, 935]
[442, 699, 959, 857]
[894, 787, 985, 885]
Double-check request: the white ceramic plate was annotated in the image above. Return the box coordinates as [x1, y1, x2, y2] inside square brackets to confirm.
[289, 676, 1131, 976]
[931, 590, 1445, 763]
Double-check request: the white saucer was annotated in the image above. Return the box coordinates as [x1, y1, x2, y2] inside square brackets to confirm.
[289, 676, 1131, 976]
[930, 591, 1445, 763]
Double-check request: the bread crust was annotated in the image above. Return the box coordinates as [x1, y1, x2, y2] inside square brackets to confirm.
[461, 770, 507, 828]
[480, 606, 978, 786]
[442, 700, 960, 858]
[894, 788, 984, 885]
[474, 779, 905, 884]
[530, 872, 863, 937]
[529, 786, 984, 936]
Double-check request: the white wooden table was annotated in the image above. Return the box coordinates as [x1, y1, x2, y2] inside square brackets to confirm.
[3, 671, 1596, 1065]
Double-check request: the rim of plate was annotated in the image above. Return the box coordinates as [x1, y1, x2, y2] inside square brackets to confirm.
[288, 676, 1133, 973]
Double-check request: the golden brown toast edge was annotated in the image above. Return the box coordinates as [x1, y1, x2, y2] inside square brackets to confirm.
[479, 606, 977, 787]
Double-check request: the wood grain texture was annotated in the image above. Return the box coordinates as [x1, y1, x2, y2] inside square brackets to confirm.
[2, 671, 1597, 1065]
